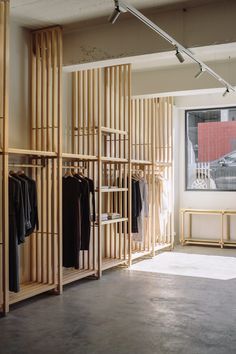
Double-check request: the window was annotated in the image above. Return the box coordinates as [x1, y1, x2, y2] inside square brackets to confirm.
[185, 107, 236, 191]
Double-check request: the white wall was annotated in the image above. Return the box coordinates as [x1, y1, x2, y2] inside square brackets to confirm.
[9, 21, 30, 149]
[174, 92, 236, 241]
[132, 59, 236, 96]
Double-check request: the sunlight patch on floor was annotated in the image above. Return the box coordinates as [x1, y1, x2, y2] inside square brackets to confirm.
[130, 252, 236, 280]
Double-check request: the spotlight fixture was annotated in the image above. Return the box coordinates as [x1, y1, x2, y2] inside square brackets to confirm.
[195, 66, 205, 79]
[223, 87, 230, 97]
[108, 6, 121, 24]
[109, 0, 235, 93]
[175, 47, 185, 63]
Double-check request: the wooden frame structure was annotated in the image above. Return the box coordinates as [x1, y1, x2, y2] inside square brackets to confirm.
[180, 208, 236, 248]
[65, 64, 132, 281]
[0, 10, 174, 313]
[131, 97, 174, 261]
[0, 25, 63, 315]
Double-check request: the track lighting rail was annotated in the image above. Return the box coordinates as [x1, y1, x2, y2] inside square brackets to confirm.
[110, 0, 235, 95]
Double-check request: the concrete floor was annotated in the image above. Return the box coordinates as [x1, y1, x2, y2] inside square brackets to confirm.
[1, 246, 236, 354]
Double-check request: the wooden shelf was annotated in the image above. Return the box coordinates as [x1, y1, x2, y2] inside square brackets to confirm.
[63, 268, 97, 285]
[102, 258, 127, 271]
[155, 162, 172, 167]
[131, 159, 152, 165]
[101, 217, 128, 225]
[181, 209, 223, 215]
[97, 187, 128, 193]
[132, 249, 152, 260]
[131, 244, 172, 261]
[101, 126, 128, 136]
[222, 241, 236, 247]
[154, 243, 172, 252]
[9, 282, 56, 305]
[223, 210, 236, 215]
[8, 148, 57, 157]
[62, 152, 97, 161]
[101, 157, 128, 163]
[183, 238, 222, 244]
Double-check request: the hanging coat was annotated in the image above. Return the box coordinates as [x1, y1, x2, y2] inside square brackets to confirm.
[9, 176, 26, 293]
[62, 176, 82, 269]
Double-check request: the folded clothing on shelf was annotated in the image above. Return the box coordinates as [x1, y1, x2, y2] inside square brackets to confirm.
[107, 213, 121, 220]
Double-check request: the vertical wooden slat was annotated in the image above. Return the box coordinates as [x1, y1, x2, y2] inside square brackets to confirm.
[1, 0, 9, 314]
[98, 68, 102, 278]
[72, 73, 76, 154]
[57, 27, 63, 293]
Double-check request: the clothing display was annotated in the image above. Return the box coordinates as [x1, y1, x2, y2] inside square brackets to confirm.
[155, 176, 170, 240]
[133, 178, 149, 243]
[9, 173, 39, 293]
[62, 174, 95, 269]
[63, 176, 82, 269]
[131, 178, 142, 233]
[20, 174, 39, 236]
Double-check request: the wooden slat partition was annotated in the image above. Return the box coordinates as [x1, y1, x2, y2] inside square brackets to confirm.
[4, 26, 63, 310]
[62, 68, 102, 285]
[100, 64, 131, 275]
[0, 0, 9, 315]
[154, 97, 174, 248]
[131, 96, 174, 261]
[64, 64, 131, 280]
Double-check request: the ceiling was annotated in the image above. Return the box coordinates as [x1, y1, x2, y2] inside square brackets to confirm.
[10, 0, 217, 29]
[132, 43, 236, 71]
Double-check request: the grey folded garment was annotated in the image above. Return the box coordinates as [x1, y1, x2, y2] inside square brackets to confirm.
[107, 213, 121, 220]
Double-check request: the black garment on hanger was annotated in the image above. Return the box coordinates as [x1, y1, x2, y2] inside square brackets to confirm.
[20, 174, 39, 236]
[83, 176, 95, 249]
[11, 174, 31, 234]
[63, 176, 82, 269]
[74, 175, 94, 251]
[9, 176, 26, 293]
[132, 178, 142, 233]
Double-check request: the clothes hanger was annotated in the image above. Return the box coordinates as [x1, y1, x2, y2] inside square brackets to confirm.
[17, 170, 25, 176]
[64, 169, 73, 177]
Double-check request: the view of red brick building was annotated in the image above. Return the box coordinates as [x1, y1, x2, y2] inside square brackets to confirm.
[198, 121, 236, 162]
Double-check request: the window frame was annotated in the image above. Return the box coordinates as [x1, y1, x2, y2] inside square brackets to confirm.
[185, 106, 236, 192]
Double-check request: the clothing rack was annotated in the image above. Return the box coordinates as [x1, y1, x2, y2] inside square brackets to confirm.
[0, 23, 63, 315]
[131, 97, 174, 260]
[8, 164, 44, 168]
[0, 12, 174, 314]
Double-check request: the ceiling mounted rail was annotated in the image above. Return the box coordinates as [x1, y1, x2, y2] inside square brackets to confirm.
[109, 0, 235, 96]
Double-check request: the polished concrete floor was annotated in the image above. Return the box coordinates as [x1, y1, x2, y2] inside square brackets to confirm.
[1, 246, 236, 354]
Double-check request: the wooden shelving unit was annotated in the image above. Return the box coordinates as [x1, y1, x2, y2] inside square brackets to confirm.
[8, 148, 57, 157]
[130, 97, 174, 261]
[0, 7, 174, 314]
[0, 25, 63, 315]
[180, 208, 236, 248]
[61, 67, 101, 286]
[97, 64, 132, 276]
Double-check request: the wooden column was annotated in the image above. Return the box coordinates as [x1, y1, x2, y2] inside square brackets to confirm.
[0, 0, 9, 315]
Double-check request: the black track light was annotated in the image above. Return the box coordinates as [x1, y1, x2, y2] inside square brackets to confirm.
[223, 87, 230, 97]
[175, 47, 185, 63]
[108, 6, 121, 24]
